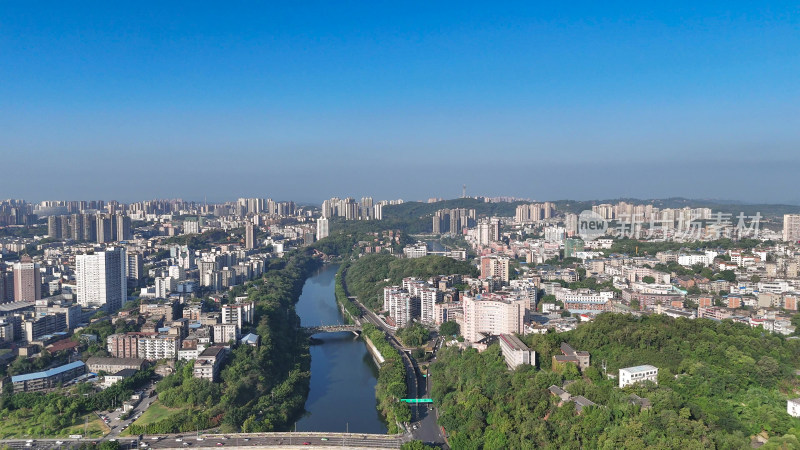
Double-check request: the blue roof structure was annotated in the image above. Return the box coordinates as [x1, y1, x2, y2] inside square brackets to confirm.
[11, 361, 86, 383]
[240, 333, 259, 345]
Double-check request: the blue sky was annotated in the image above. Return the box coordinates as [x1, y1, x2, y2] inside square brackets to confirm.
[1, 2, 799, 203]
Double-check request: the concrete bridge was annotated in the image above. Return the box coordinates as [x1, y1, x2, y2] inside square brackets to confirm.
[302, 324, 362, 335]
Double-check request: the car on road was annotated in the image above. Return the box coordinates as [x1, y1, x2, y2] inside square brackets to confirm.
[175, 438, 183, 442]
[321, 438, 328, 441]
[216, 443, 223, 446]
[303, 443, 311, 446]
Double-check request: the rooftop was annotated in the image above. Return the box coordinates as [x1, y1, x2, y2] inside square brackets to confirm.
[86, 356, 145, 367]
[621, 365, 658, 374]
[11, 361, 85, 383]
[499, 334, 529, 352]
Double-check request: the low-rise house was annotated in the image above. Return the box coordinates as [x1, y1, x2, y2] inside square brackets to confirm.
[619, 365, 658, 388]
[788, 398, 800, 418]
[10, 361, 86, 393]
[498, 334, 535, 369]
[86, 356, 146, 373]
[103, 368, 138, 388]
[193, 345, 228, 382]
[552, 342, 590, 371]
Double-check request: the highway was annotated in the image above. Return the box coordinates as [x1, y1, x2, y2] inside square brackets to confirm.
[0, 432, 404, 449]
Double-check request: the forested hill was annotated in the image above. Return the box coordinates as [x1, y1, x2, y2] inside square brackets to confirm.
[344, 254, 478, 311]
[432, 313, 800, 449]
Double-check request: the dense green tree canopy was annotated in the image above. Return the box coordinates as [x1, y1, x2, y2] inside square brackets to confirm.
[432, 313, 800, 449]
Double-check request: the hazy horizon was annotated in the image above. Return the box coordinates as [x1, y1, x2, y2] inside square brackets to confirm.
[2, 3, 798, 203]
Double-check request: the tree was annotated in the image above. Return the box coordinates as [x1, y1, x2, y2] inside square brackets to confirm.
[440, 321, 460, 337]
[751, 274, 761, 283]
[642, 276, 655, 284]
[716, 270, 737, 282]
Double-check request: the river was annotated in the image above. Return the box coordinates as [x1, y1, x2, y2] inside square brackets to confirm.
[293, 263, 388, 434]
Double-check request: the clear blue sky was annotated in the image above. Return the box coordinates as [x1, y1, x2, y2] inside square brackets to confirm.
[2, 2, 799, 203]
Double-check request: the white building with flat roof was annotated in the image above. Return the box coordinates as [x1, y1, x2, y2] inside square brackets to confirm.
[619, 365, 658, 388]
[498, 334, 535, 369]
[788, 398, 800, 418]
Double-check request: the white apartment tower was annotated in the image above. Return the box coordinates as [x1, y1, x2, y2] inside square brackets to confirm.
[783, 214, 800, 242]
[76, 247, 127, 312]
[460, 293, 527, 343]
[316, 217, 329, 241]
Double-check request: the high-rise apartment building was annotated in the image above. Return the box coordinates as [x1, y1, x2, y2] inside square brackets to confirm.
[480, 255, 510, 282]
[477, 218, 501, 246]
[96, 215, 113, 243]
[245, 223, 255, 249]
[76, 247, 127, 312]
[460, 293, 527, 342]
[221, 301, 254, 328]
[783, 214, 800, 242]
[316, 218, 329, 241]
[116, 214, 132, 241]
[127, 252, 143, 286]
[12, 258, 42, 302]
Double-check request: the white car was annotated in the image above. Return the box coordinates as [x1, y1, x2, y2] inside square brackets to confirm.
[176, 438, 183, 442]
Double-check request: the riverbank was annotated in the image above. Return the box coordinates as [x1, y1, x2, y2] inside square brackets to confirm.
[333, 261, 361, 322]
[360, 324, 411, 434]
[129, 250, 322, 435]
[294, 263, 388, 434]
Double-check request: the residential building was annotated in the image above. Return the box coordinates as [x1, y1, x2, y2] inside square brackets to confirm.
[498, 333, 535, 369]
[12, 258, 42, 302]
[460, 293, 527, 343]
[86, 356, 146, 373]
[316, 218, 329, 241]
[23, 313, 67, 341]
[127, 252, 143, 286]
[552, 342, 590, 371]
[103, 368, 138, 388]
[245, 223, 255, 249]
[213, 323, 239, 344]
[480, 256, 510, 283]
[193, 346, 228, 381]
[221, 301, 254, 328]
[383, 286, 418, 328]
[783, 214, 800, 242]
[138, 334, 180, 360]
[107, 333, 148, 359]
[10, 361, 86, 393]
[619, 365, 659, 388]
[477, 218, 501, 245]
[76, 247, 127, 312]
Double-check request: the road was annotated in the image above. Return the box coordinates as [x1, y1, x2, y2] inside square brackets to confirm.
[0, 432, 404, 449]
[99, 382, 158, 438]
[351, 297, 446, 448]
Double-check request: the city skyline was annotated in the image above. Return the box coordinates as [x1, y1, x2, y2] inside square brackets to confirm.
[2, 2, 799, 203]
